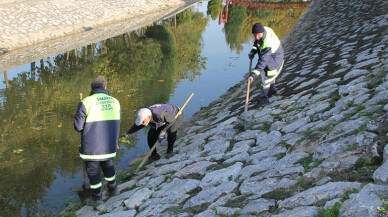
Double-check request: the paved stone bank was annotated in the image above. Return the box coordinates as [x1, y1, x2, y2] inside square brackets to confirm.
[74, 0, 388, 216]
[0, 0, 200, 71]
[0, 0, 199, 51]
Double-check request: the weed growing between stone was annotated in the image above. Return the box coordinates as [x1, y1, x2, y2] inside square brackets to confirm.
[315, 202, 341, 217]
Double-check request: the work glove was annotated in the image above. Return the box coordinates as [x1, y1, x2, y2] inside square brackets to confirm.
[158, 131, 166, 143]
[248, 52, 255, 59]
[120, 133, 129, 138]
[247, 76, 254, 83]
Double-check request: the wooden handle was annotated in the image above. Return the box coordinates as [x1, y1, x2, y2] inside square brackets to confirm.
[175, 93, 194, 118]
[79, 93, 83, 100]
[244, 79, 251, 112]
[244, 59, 253, 112]
[136, 143, 156, 173]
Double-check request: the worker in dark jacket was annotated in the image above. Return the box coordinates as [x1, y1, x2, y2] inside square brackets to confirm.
[248, 22, 285, 107]
[74, 76, 121, 206]
[122, 103, 183, 162]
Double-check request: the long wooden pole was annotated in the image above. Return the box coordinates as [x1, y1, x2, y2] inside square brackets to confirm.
[136, 93, 194, 173]
[4, 71, 8, 88]
[244, 59, 252, 112]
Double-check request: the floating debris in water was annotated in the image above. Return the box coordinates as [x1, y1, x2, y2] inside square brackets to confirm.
[31, 126, 43, 130]
[13, 149, 23, 154]
[119, 137, 131, 144]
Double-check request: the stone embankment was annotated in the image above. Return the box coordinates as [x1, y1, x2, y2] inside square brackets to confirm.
[0, 0, 199, 51]
[0, 0, 200, 71]
[75, 0, 388, 216]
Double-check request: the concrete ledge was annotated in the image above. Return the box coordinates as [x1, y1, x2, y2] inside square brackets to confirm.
[0, 0, 202, 71]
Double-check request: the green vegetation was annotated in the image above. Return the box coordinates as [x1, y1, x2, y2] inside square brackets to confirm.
[341, 144, 357, 152]
[235, 174, 242, 182]
[356, 103, 366, 112]
[176, 10, 192, 25]
[295, 177, 309, 189]
[299, 155, 313, 171]
[145, 25, 177, 61]
[377, 199, 388, 213]
[355, 121, 369, 133]
[302, 129, 314, 139]
[262, 188, 289, 200]
[346, 100, 354, 107]
[224, 5, 247, 51]
[207, 0, 222, 20]
[315, 202, 341, 217]
[326, 120, 337, 134]
[280, 141, 291, 149]
[119, 136, 131, 144]
[340, 188, 359, 200]
[276, 153, 286, 160]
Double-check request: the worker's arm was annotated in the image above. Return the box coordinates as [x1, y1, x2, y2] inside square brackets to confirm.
[157, 110, 176, 141]
[251, 47, 272, 77]
[74, 102, 86, 132]
[122, 123, 144, 137]
[248, 43, 259, 59]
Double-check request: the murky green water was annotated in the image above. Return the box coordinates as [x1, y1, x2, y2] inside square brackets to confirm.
[0, 1, 310, 216]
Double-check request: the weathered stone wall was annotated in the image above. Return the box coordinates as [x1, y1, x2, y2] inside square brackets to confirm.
[0, 0, 190, 51]
[0, 0, 201, 71]
[0, 0, 26, 5]
[74, 0, 388, 216]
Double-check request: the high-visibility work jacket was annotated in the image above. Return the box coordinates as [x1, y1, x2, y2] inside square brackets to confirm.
[74, 88, 121, 161]
[250, 26, 284, 77]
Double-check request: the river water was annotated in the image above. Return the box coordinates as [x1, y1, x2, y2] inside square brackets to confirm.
[0, 1, 310, 216]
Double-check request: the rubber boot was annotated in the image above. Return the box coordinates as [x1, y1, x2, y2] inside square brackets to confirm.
[108, 181, 119, 196]
[86, 192, 102, 206]
[267, 84, 278, 97]
[147, 153, 161, 164]
[254, 97, 269, 108]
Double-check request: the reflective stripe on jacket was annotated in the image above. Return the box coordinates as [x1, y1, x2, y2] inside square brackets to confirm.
[74, 88, 121, 161]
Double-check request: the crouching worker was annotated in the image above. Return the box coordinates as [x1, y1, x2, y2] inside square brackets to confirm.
[74, 76, 121, 206]
[122, 103, 184, 162]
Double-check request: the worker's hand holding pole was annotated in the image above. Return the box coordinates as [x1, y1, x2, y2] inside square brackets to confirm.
[244, 59, 253, 112]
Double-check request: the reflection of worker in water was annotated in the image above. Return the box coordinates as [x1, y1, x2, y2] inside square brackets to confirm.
[247, 22, 285, 107]
[74, 76, 121, 206]
[122, 103, 184, 162]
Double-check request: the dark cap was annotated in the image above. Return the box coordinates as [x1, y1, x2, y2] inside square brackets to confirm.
[252, 23, 264, 34]
[91, 76, 107, 90]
